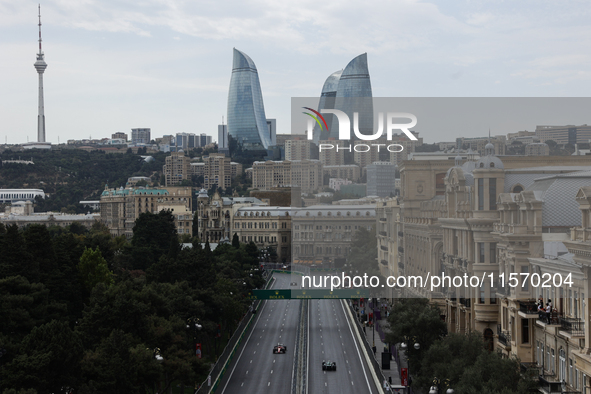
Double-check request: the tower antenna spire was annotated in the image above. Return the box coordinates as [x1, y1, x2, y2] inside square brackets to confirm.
[38, 4, 43, 54]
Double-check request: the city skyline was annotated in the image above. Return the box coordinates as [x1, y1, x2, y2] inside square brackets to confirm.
[2, 1, 591, 145]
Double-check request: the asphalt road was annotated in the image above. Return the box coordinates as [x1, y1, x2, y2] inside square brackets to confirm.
[307, 298, 379, 394]
[220, 273, 301, 394]
[220, 272, 379, 394]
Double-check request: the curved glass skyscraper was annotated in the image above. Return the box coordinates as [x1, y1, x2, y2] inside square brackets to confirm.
[227, 48, 271, 151]
[314, 53, 373, 143]
[314, 70, 342, 143]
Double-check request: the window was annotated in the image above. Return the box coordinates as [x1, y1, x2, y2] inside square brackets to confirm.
[489, 178, 497, 210]
[522, 318, 529, 344]
[570, 358, 574, 386]
[479, 243, 485, 263]
[478, 179, 484, 210]
[480, 283, 485, 304]
[521, 266, 529, 292]
[490, 243, 496, 263]
[559, 349, 566, 382]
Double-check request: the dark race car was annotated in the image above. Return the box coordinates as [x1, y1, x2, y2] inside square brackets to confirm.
[273, 343, 287, 354]
[322, 360, 337, 371]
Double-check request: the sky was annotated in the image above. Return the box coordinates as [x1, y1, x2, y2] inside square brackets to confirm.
[1, 0, 591, 145]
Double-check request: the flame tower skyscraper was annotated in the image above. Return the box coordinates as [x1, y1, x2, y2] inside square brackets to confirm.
[34, 4, 47, 143]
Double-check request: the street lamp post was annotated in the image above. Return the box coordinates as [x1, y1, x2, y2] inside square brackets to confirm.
[187, 317, 202, 358]
[400, 337, 420, 394]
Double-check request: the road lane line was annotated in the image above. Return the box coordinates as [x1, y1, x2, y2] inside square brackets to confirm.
[340, 300, 376, 394]
[219, 298, 268, 394]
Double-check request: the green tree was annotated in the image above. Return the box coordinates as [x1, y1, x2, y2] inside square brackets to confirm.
[386, 298, 446, 375]
[78, 247, 113, 292]
[232, 233, 240, 248]
[131, 211, 177, 270]
[1, 320, 83, 393]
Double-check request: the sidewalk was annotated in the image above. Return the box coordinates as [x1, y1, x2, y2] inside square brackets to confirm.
[353, 301, 412, 393]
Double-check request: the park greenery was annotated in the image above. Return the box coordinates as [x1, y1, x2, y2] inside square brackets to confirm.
[386, 299, 537, 394]
[0, 211, 264, 394]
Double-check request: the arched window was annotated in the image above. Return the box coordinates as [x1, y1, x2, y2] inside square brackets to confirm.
[512, 185, 524, 193]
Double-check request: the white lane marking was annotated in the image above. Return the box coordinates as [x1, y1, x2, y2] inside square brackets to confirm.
[268, 382, 270, 386]
[340, 300, 373, 394]
[220, 298, 268, 394]
[273, 360, 275, 363]
[246, 370, 249, 374]
[253, 351, 256, 354]
[241, 383, 244, 387]
[271, 370, 273, 374]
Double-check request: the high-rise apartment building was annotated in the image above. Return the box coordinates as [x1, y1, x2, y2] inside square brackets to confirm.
[366, 162, 397, 197]
[227, 48, 271, 151]
[203, 153, 232, 190]
[163, 150, 191, 186]
[131, 128, 151, 144]
[285, 139, 311, 161]
[319, 139, 345, 166]
[290, 160, 323, 193]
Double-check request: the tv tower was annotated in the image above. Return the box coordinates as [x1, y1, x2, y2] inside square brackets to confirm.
[34, 4, 47, 143]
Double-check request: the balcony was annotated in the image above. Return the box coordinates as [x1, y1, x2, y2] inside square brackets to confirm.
[459, 297, 471, 308]
[518, 301, 540, 317]
[537, 311, 563, 326]
[559, 317, 585, 337]
[497, 324, 511, 348]
[380, 245, 388, 252]
[379, 217, 387, 222]
[380, 259, 388, 266]
[379, 231, 388, 237]
[571, 227, 591, 242]
[520, 362, 541, 379]
[539, 375, 562, 394]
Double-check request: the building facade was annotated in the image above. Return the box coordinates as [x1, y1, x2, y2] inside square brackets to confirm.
[203, 153, 232, 190]
[285, 139, 311, 161]
[131, 128, 151, 144]
[163, 150, 191, 186]
[292, 205, 376, 265]
[100, 186, 192, 238]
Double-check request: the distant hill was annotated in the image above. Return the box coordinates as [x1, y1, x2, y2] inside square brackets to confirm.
[0, 149, 167, 213]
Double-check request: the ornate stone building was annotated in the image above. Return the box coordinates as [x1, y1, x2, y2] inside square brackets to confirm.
[292, 205, 375, 265]
[100, 186, 192, 238]
[397, 145, 591, 390]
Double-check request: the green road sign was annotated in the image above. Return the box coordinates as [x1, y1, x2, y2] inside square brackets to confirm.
[247, 288, 370, 300]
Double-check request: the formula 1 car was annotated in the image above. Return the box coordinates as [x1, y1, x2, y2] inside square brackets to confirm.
[322, 360, 337, 371]
[273, 343, 287, 354]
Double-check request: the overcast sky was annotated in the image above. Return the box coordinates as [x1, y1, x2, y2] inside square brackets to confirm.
[2, 0, 591, 145]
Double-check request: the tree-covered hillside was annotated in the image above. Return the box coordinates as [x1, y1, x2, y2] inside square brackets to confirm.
[0, 149, 167, 212]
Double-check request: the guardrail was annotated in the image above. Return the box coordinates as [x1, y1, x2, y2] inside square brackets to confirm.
[292, 300, 309, 394]
[195, 276, 275, 393]
[345, 301, 388, 391]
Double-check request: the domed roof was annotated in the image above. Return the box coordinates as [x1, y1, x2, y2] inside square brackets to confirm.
[485, 142, 494, 150]
[198, 188, 208, 198]
[461, 161, 477, 173]
[475, 155, 504, 169]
